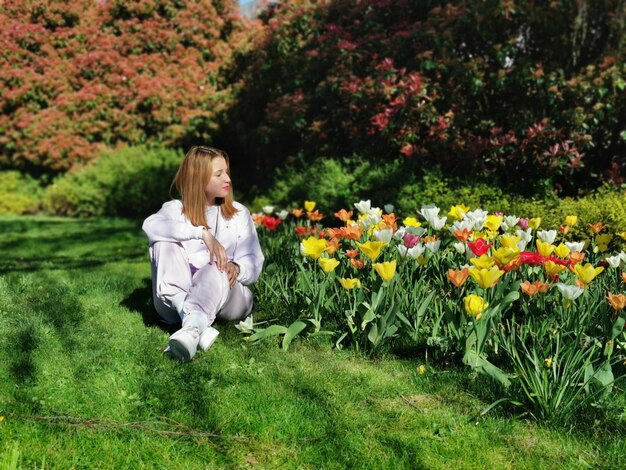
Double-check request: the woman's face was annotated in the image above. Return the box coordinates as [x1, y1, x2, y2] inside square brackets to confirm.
[205, 156, 231, 204]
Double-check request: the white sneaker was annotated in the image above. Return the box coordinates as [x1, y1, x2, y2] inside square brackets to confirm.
[167, 326, 200, 362]
[235, 314, 254, 332]
[198, 326, 220, 351]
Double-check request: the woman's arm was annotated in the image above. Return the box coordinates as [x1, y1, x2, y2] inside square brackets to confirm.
[142, 201, 204, 245]
[232, 207, 265, 285]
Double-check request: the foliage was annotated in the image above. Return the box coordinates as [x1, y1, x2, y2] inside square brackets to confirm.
[0, 171, 43, 215]
[219, 0, 626, 198]
[42, 145, 182, 217]
[0, 0, 253, 173]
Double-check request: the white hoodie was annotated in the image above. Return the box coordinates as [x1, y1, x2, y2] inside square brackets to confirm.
[142, 200, 264, 286]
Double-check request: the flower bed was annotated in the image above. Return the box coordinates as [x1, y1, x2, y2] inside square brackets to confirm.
[249, 200, 626, 419]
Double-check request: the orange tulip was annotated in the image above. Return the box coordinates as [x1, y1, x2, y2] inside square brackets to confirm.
[447, 268, 469, 287]
[588, 222, 605, 234]
[520, 280, 550, 297]
[382, 213, 398, 231]
[622, 272, 626, 283]
[291, 208, 304, 218]
[307, 210, 325, 222]
[607, 293, 626, 311]
[334, 209, 353, 222]
[569, 251, 585, 265]
[326, 238, 341, 255]
[350, 258, 365, 269]
[559, 224, 570, 235]
[454, 229, 472, 242]
[345, 249, 359, 259]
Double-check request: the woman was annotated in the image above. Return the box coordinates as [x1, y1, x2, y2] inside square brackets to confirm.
[143, 146, 264, 361]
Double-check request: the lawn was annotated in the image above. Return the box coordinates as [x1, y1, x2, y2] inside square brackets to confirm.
[0, 216, 624, 468]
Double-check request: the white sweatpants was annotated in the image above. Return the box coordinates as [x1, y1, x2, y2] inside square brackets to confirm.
[149, 241, 253, 326]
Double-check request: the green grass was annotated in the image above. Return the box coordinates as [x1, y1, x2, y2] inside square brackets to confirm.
[0, 216, 624, 468]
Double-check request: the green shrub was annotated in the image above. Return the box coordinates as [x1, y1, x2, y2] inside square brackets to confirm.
[42, 146, 182, 218]
[0, 171, 43, 215]
[253, 155, 412, 213]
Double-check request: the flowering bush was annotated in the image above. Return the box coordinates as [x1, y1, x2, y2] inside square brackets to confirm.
[250, 198, 626, 420]
[219, 0, 625, 197]
[0, 0, 253, 172]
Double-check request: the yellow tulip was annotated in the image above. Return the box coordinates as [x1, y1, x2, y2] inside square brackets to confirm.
[574, 263, 604, 286]
[536, 239, 554, 257]
[499, 235, 521, 249]
[356, 240, 385, 261]
[448, 204, 470, 221]
[464, 294, 488, 320]
[492, 246, 520, 266]
[618, 231, 626, 241]
[300, 236, 328, 260]
[416, 255, 430, 266]
[554, 243, 570, 258]
[544, 260, 566, 276]
[469, 266, 504, 289]
[528, 217, 542, 230]
[319, 257, 340, 273]
[565, 215, 578, 226]
[470, 254, 495, 269]
[304, 200, 316, 212]
[484, 215, 504, 232]
[339, 278, 361, 290]
[402, 216, 421, 228]
[373, 260, 397, 281]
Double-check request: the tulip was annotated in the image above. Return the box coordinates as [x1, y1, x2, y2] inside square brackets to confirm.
[307, 210, 325, 222]
[467, 238, 492, 256]
[469, 266, 504, 289]
[356, 241, 385, 261]
[326, 238, 341, 255]
[573, 263, 604, 286]
[429, 216, 447, 230]
[465, 209, 488, 230]
[588, 222, 605, 234]
[276, 209, 289, 220]
[424, 239, 441, 254]
[484, 215, 504, 232]
[373, 260, 397, 281]
[304, 200, 316, 212]
[291, 208, 304, 218]
[418, 206, 441, 225]
[300, 236, 328, 260]
[537, 230, 557, 244]
[403, 233, 420, 248]
[384, 204, 395, 214]
[619, 231, 626, 241]
[319, 257, 340, 273]
[454, 228, 472, 242]
[448, 268, 469, 287]
[568, 251, 585, 265]
[565, 215, 578, 226]
[503, 215, 520, 230]
[559, 225, 570, 235]
[470, 255, 495, 269]
[453, 242, 466, 254]
[536, 239, 555, 257]
[565, 241, 585, 252]
[407, 244, 426, 260]
[448, 204, 470, 221]
[554, 243, 570, 258]
[334, 209, 353, 222]
[373, 227, 393, 243]
[339, 278, 361, 290]
[605, 254, 623, 269]
[607, 293, 626, 311]
[354, 200, 371, 214]
[492, 246, 520, 266]
[499, 235, 521, 249]
[528, 217, 542, 230]
[350, 258, 365, 269]
[621, 272, 626, 283]
[555, 283, 585, 306]
[544, 260, 566, 276]
[403, 216, 422, 228]
[464, 294, 488, 320]
[520, 280, 550, 297]
[262, 205, 275, 214]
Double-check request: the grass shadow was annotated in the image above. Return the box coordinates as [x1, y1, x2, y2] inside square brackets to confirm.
[120, 278, 179, 334]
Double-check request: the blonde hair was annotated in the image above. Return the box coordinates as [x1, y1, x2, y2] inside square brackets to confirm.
[172, 146, 237, 228]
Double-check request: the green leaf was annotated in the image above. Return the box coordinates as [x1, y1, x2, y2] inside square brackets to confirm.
[282, 320, 308, 350]
[463, 350, 511, 387]
[248, 325, 288, 342]
[611, 317, 625, 341]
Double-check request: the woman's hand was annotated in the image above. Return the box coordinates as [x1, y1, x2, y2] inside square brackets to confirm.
[225, 262, 240, 287]
[202, 229, 227, 271]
